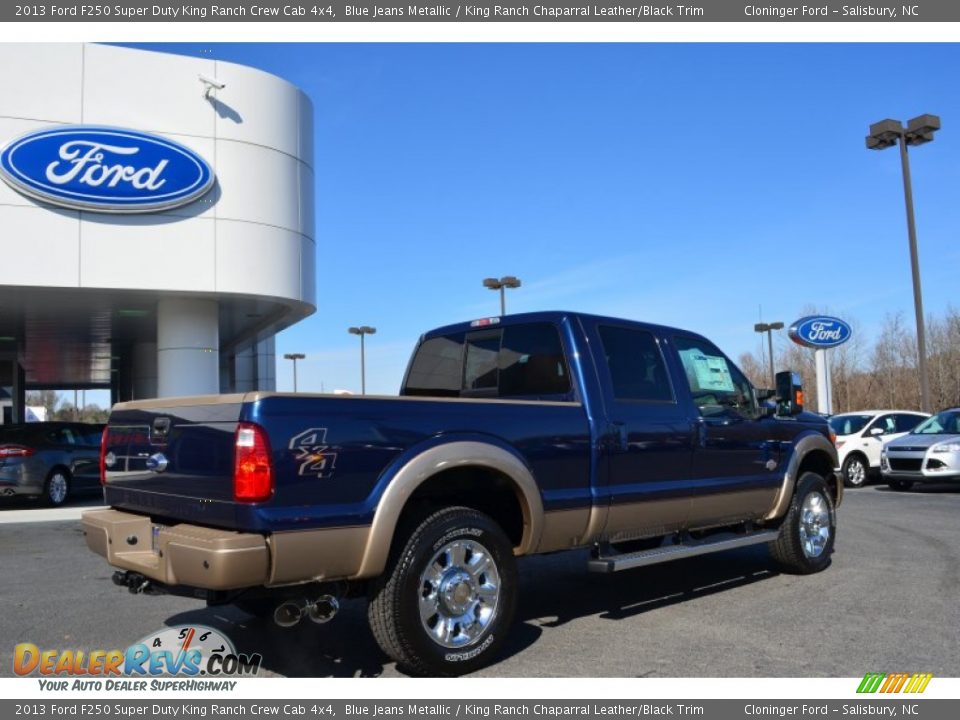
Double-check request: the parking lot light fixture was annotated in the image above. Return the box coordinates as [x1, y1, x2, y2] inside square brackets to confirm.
[348, 326, 376, 395]
[866, 113, 939, 413]
[753, 321, 784, 389]
[482, 276, 522, 315]
[283, 352, 305, 392]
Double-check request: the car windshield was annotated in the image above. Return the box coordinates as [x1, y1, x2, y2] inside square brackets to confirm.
[829, 414, 873, 436]
[911, 411, 960, 435]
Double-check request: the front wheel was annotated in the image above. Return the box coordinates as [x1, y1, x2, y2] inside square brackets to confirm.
[842, 454, 869, 488]
[367, 506, 517, 676]
[769, 472, 836, 574]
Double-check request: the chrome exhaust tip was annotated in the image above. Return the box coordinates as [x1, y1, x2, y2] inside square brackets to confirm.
[273, 600, 304, 628]
[306, 595, 339, 624]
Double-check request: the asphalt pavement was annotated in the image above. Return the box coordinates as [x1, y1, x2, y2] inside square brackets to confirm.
[2, 484, 958, 677]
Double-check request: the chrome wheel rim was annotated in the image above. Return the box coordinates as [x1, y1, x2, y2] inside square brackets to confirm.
[799, 491, 831, 558]
[847, 459, 866, 486]
[48, 473, 68, 505]
[418, 538, 501, 649]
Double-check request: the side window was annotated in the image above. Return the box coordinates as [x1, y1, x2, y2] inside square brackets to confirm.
[894, 414, 924, 433]
[404, 333, 465, 397]
[598, 325, 674, 402]
[499, 324, 570, 397]
[674, 335, 754, 418]
[869, 415, 897, 436]
[81, 427, 104, 445]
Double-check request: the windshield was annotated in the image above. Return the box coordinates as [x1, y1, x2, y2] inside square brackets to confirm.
[912, 411, 960, 435]
[829, 414, 873, 436]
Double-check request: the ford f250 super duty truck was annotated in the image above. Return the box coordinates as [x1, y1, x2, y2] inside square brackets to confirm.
[82, 311, 840, 676]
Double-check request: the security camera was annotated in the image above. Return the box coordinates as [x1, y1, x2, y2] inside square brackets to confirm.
[198, 74, 226, 99]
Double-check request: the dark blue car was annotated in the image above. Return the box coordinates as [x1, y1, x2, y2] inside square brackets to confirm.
[0, 422, 104, 506]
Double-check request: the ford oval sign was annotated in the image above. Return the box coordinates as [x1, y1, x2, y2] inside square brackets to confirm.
[0, 126, 214, 213]
[789, 316, 852, 349]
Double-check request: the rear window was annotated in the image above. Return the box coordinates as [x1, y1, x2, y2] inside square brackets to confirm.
[404, 333, 465, 397]
[404, 323, 571, 400]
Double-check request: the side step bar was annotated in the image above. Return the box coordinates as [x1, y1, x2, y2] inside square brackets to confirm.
[588, 529, 781, 573]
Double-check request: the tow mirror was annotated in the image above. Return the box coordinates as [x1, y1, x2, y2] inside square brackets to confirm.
[776, 371, 804, 416]
[756, 388, 776, 402]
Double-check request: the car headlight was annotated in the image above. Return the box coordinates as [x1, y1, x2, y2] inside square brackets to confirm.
[931, 443, 960, 453]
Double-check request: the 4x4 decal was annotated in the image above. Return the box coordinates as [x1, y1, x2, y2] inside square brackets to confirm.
[289, 428, 337, 478]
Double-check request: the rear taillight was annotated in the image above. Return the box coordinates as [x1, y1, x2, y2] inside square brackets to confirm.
[0, 445, 35, 458]
[234, 422, 273, 502]
[99, 426, 109, 485]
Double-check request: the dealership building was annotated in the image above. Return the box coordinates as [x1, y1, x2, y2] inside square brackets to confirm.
[0, 43, 316, 422]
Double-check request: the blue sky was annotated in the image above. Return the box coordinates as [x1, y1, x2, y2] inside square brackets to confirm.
[125, 43, 960, 395]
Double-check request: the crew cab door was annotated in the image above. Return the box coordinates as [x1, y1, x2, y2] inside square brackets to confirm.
[670, 334, 781, 528]
[587, 321, 695, 540]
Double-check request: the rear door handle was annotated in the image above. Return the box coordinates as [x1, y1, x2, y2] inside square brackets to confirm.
[609, 421, 628, 452]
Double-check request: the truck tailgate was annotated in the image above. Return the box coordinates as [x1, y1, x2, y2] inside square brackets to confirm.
[102, 396, 244, 528]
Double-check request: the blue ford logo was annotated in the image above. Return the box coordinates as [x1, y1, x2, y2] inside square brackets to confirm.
[789, 316, 852, 349]
[0, 125, 214, 213]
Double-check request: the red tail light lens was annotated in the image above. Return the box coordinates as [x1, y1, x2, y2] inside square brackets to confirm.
[234, 422, 273, 502]
[99, 426, 109, 486]
[0, 445, 35, 458]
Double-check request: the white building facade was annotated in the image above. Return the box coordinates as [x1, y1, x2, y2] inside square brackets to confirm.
[0, 44, 316, 419]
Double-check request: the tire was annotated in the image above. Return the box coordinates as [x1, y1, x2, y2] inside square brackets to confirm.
[367, 506, 517, 677]
[769, 472, 836, 574]
[887, 478, 914, 491]
[43, 469, 71, 507]
[842, 454, 869, 488]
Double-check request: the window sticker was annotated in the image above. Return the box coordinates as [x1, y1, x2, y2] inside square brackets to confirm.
[679, 349, 736, 393]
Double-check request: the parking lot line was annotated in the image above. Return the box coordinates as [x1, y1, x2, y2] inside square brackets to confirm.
[0, 505, 105, 524]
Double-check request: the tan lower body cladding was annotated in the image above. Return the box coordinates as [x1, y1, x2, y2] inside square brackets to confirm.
[81, 508, 372, 590]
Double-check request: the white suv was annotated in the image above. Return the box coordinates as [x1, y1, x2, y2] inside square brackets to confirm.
[830, 410, 930, 488]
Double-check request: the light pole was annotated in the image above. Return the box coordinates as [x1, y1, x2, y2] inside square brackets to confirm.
[754, 321, 784, 389]
[348, 326, 376, 395]
[482, 276, 522, 315]
[283, 352, 305, 392]
[867, 114, 940, 413]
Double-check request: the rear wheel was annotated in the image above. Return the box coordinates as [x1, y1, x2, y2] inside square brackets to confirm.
[887, 478, 914, 491]
[43, 469, 71, 507]
[367, 506, 517, 676]
[769, 472, 836, 574]
[842, 454, 869, 488]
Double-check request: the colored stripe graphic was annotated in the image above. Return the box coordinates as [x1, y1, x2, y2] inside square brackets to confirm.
[857, 673, 932, 693]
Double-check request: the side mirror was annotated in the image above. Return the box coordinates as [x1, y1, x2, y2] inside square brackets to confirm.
[869, 426, 885, 436]
[756, 388, 776, 402]
[776, 370, 804, 416]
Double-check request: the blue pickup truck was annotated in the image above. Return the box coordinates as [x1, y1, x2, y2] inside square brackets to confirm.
[82, 311, 840, 676]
